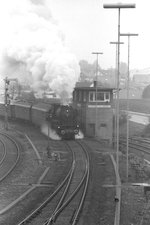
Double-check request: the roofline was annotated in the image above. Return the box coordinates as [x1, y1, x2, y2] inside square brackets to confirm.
[74, 87, 115, 91]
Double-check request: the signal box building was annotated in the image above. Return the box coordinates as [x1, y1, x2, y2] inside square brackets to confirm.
[73, 82, 114, 144]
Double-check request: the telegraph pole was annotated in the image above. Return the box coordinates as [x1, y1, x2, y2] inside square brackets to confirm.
[103, 2, 135, 177]
[92, 52, 103, 137]
[120, 33, 138, 181]
[110, 41, 124, 149]
[103, 4, 136, 225]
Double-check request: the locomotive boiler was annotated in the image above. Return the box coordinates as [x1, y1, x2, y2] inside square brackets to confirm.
[47, 104, 79, 139]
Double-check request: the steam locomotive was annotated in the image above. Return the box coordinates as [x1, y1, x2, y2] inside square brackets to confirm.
[0, 101, 80, 140]
[47, 104, 79, 139]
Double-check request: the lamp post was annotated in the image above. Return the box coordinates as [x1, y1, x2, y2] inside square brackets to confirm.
[103, 3, 135, 176]
[92, 52, 103, 137]
[110, 42, 124, 149]
[120, 33, 138, 181]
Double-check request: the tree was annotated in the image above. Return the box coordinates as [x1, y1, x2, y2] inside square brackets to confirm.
[79, 60, 96, 81]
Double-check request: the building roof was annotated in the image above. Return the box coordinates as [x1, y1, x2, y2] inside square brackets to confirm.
[75, 81, 115, 91]
[75, 81, 93, 87]
[74, 86, 114, 91]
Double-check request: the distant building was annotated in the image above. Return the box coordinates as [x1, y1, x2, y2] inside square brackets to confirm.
[132, 74, 150, 84]
[132, 68, 150, 87]
[119, 88, 142, 99]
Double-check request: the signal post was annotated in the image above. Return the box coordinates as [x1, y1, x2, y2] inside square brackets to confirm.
[4, 77, 17, 130]
[4, 77, 10, 130]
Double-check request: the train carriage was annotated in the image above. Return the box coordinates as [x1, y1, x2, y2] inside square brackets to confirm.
[0, 99, 79, 140]
[31, 102, 52, 126]
[13, 102, 32, 121]
[0, 102, 13, 119]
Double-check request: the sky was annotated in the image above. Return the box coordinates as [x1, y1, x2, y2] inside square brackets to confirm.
[49, 0, 150, 70]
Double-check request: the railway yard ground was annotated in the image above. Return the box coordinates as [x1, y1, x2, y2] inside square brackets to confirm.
[0, 119, 150, 224]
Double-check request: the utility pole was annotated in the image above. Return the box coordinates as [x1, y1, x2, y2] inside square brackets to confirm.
[103, 2, 135, 178]
[110, 41, 124, 149]
[120, 33, 138, 181]
[92, 52, 103, 137]
[103, 4, 136, 225]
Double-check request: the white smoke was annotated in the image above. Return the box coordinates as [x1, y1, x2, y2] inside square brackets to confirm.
[41, 123, 61, 141]
[0, 0, 80, 101]
[75, 130, 84, 139]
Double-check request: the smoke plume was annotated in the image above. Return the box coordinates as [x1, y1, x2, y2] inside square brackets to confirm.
[0, 0, 80, 101]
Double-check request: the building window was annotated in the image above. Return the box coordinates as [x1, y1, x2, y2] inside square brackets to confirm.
[97, 92, 104, 101]
[89, 92, 94, 102]
[89, 91, 110, 102]
[105, 92, 110, 101]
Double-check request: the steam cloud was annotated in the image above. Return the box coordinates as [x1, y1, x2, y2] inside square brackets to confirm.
[0, 0, 80, 101]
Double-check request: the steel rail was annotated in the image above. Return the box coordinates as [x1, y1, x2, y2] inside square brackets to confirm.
[45, 140, 90, 225]
[120, 137, 150, 155]
[0, 132, 20, 182]
[71, 140, 90, 225]
[17, 141, 75, 225]
[0, 138, 7, 166]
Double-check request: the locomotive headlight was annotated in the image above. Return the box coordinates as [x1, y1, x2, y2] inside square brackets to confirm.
[58, 126, 60, 129]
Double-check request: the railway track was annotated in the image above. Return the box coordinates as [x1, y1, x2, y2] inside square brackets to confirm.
[120, 136, 150, 155]
[0, 132, 20, 182]
[0, 129, 72, 225]
[16, 140, 90, 225]
[0, 129, 117, 225]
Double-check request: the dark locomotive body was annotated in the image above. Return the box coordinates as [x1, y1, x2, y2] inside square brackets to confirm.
[0, 101, 79, 140]
[48, 104, 79, 139]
